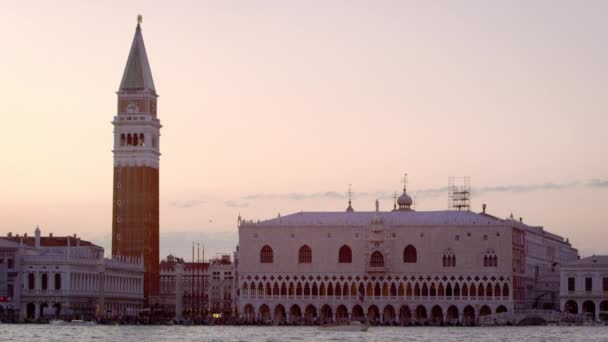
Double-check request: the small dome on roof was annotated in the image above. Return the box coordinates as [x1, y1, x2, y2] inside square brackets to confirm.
[397, 192, 412, 206]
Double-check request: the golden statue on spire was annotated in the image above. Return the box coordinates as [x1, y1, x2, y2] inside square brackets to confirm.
[137, 14, 143, 26]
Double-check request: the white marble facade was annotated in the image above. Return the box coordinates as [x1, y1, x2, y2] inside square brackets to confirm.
[237, 192, 578, 324]
[1, 227, 144, 321]
[560, 255, 608, 322]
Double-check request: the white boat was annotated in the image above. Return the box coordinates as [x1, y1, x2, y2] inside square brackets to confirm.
[69, 320, 97, 326]
[319, 321, 370, 332]
[50, 319, 67, 325]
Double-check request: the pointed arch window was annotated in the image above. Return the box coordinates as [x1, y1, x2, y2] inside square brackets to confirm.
[442, 249, 456, 267]
[339, 245, 352, 263]
[298, 245, 312, 264]
[403, 245, 417, 263]
[370, 251, 385, 267]
[260, 245, 273, 263]
[483, 249, 498, 267]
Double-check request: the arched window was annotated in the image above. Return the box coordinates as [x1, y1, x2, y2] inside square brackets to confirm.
[139, 133, 145, 146]
[260, 245, 273, 263]
[133, 134, 139, 146]
[370, 251, 384, 267]
[127, 134, 132, 146]
[484, 250, 497, 267]
[120, 134, 126, 146]
[298, 245, 312, 264]
[442, 249, 456, 267]
[339, 245, 352, 263]
[404, 245, 417, 263]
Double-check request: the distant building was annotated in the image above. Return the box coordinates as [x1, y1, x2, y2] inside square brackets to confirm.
[560, 255, 608, 322]
[156, 254, 236, 321]
[0, 227, 143, 321]
[236, 182, 578, 324]
[111, 19, 161, 306]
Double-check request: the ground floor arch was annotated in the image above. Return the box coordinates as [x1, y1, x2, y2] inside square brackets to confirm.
[431, 305, 443, 324]
[447, 305, 459, 323]
[336, 305, 348, 322]
[463, 305, 475, 325]
[320, 305, 333, 323]
[415, 305, 428, 322]
[565, 300, 578, 314]
[304, 305, 317, 324]
[352, 305, 364, 321]
[582, 300, 596, 319]
[399, 305, 413, 325]
[382, 305, 396, 324]
[289, 304, 302, 324]
[274, 304, 286, 324]
[479, 305, 492, 317]
[259, 304, 271, 323]
[496, 305, 508, 314]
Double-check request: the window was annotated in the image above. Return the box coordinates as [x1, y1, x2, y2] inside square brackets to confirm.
[483, 250, 497, 267]
[603, 278, 608, 292]
[403, 245, 417, 263]
[585, 277, 592, 292]
[55, 274, 61, 290]
[339, 245, 352, 263]
[41, 273, 48, 290]
[298, 245, 312, 264]
[7, 259, 13, 269]
[442, 250, 456, 267]
[568, 277, 575, 291]
[370, 251, 384, 267]
[28, 273, 35, 289]
[260, 245, 273, 263]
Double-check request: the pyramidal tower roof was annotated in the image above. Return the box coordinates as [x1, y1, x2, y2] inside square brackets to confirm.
[119, 21, 156, 93]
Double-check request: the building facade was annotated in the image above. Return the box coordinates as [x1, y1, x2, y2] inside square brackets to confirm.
[237, 186, 578, 325]
[560, 255, 608, 322]
[111, 20, 161, 306]
[157, 254, 236, 322]
[1, 227, 144, 321]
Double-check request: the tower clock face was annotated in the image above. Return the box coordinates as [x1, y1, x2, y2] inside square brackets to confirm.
[126, 101, 139, 113]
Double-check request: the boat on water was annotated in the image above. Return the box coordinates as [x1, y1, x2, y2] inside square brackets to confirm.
[319, 321, 370, 332]
[50, 319, 66, 325]
[69, 320, 97, 326]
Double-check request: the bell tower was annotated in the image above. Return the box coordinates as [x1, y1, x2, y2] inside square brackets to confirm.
[111, 17, 161, 306]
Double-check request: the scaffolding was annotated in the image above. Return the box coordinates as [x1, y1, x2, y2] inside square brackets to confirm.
[448, 176, 471, 211]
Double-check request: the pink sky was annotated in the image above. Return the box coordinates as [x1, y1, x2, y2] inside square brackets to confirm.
[1, 1, 607, 258]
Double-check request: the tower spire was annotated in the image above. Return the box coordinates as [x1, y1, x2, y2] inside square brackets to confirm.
[346, 184, 354, 212]
[119, 17, 156, 93]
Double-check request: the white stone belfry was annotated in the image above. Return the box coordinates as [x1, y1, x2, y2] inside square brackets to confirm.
[112, 21, 162, 169]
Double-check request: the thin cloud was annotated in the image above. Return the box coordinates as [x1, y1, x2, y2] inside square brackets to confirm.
[241, 181, 591, 202]
[225, 200, 249, 208]
[588, 179, 608, 188]
[169, 199, 206, 209]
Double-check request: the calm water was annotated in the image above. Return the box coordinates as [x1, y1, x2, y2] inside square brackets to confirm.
[0, 325, 607, 342]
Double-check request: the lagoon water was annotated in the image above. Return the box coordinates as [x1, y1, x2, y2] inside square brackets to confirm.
[0, 325, 606, 342]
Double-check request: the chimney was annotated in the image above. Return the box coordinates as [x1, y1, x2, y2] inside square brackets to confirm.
[49, 233, 53, 237]
[7, 232, 12, 238]
[519, 217, 523, 223]
[24, 233, 28, 237]
[35, 226, 41, 248]
[482, 203, 486, 214]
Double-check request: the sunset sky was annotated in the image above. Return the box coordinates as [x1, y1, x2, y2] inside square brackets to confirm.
[1, 1, 607, 259]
